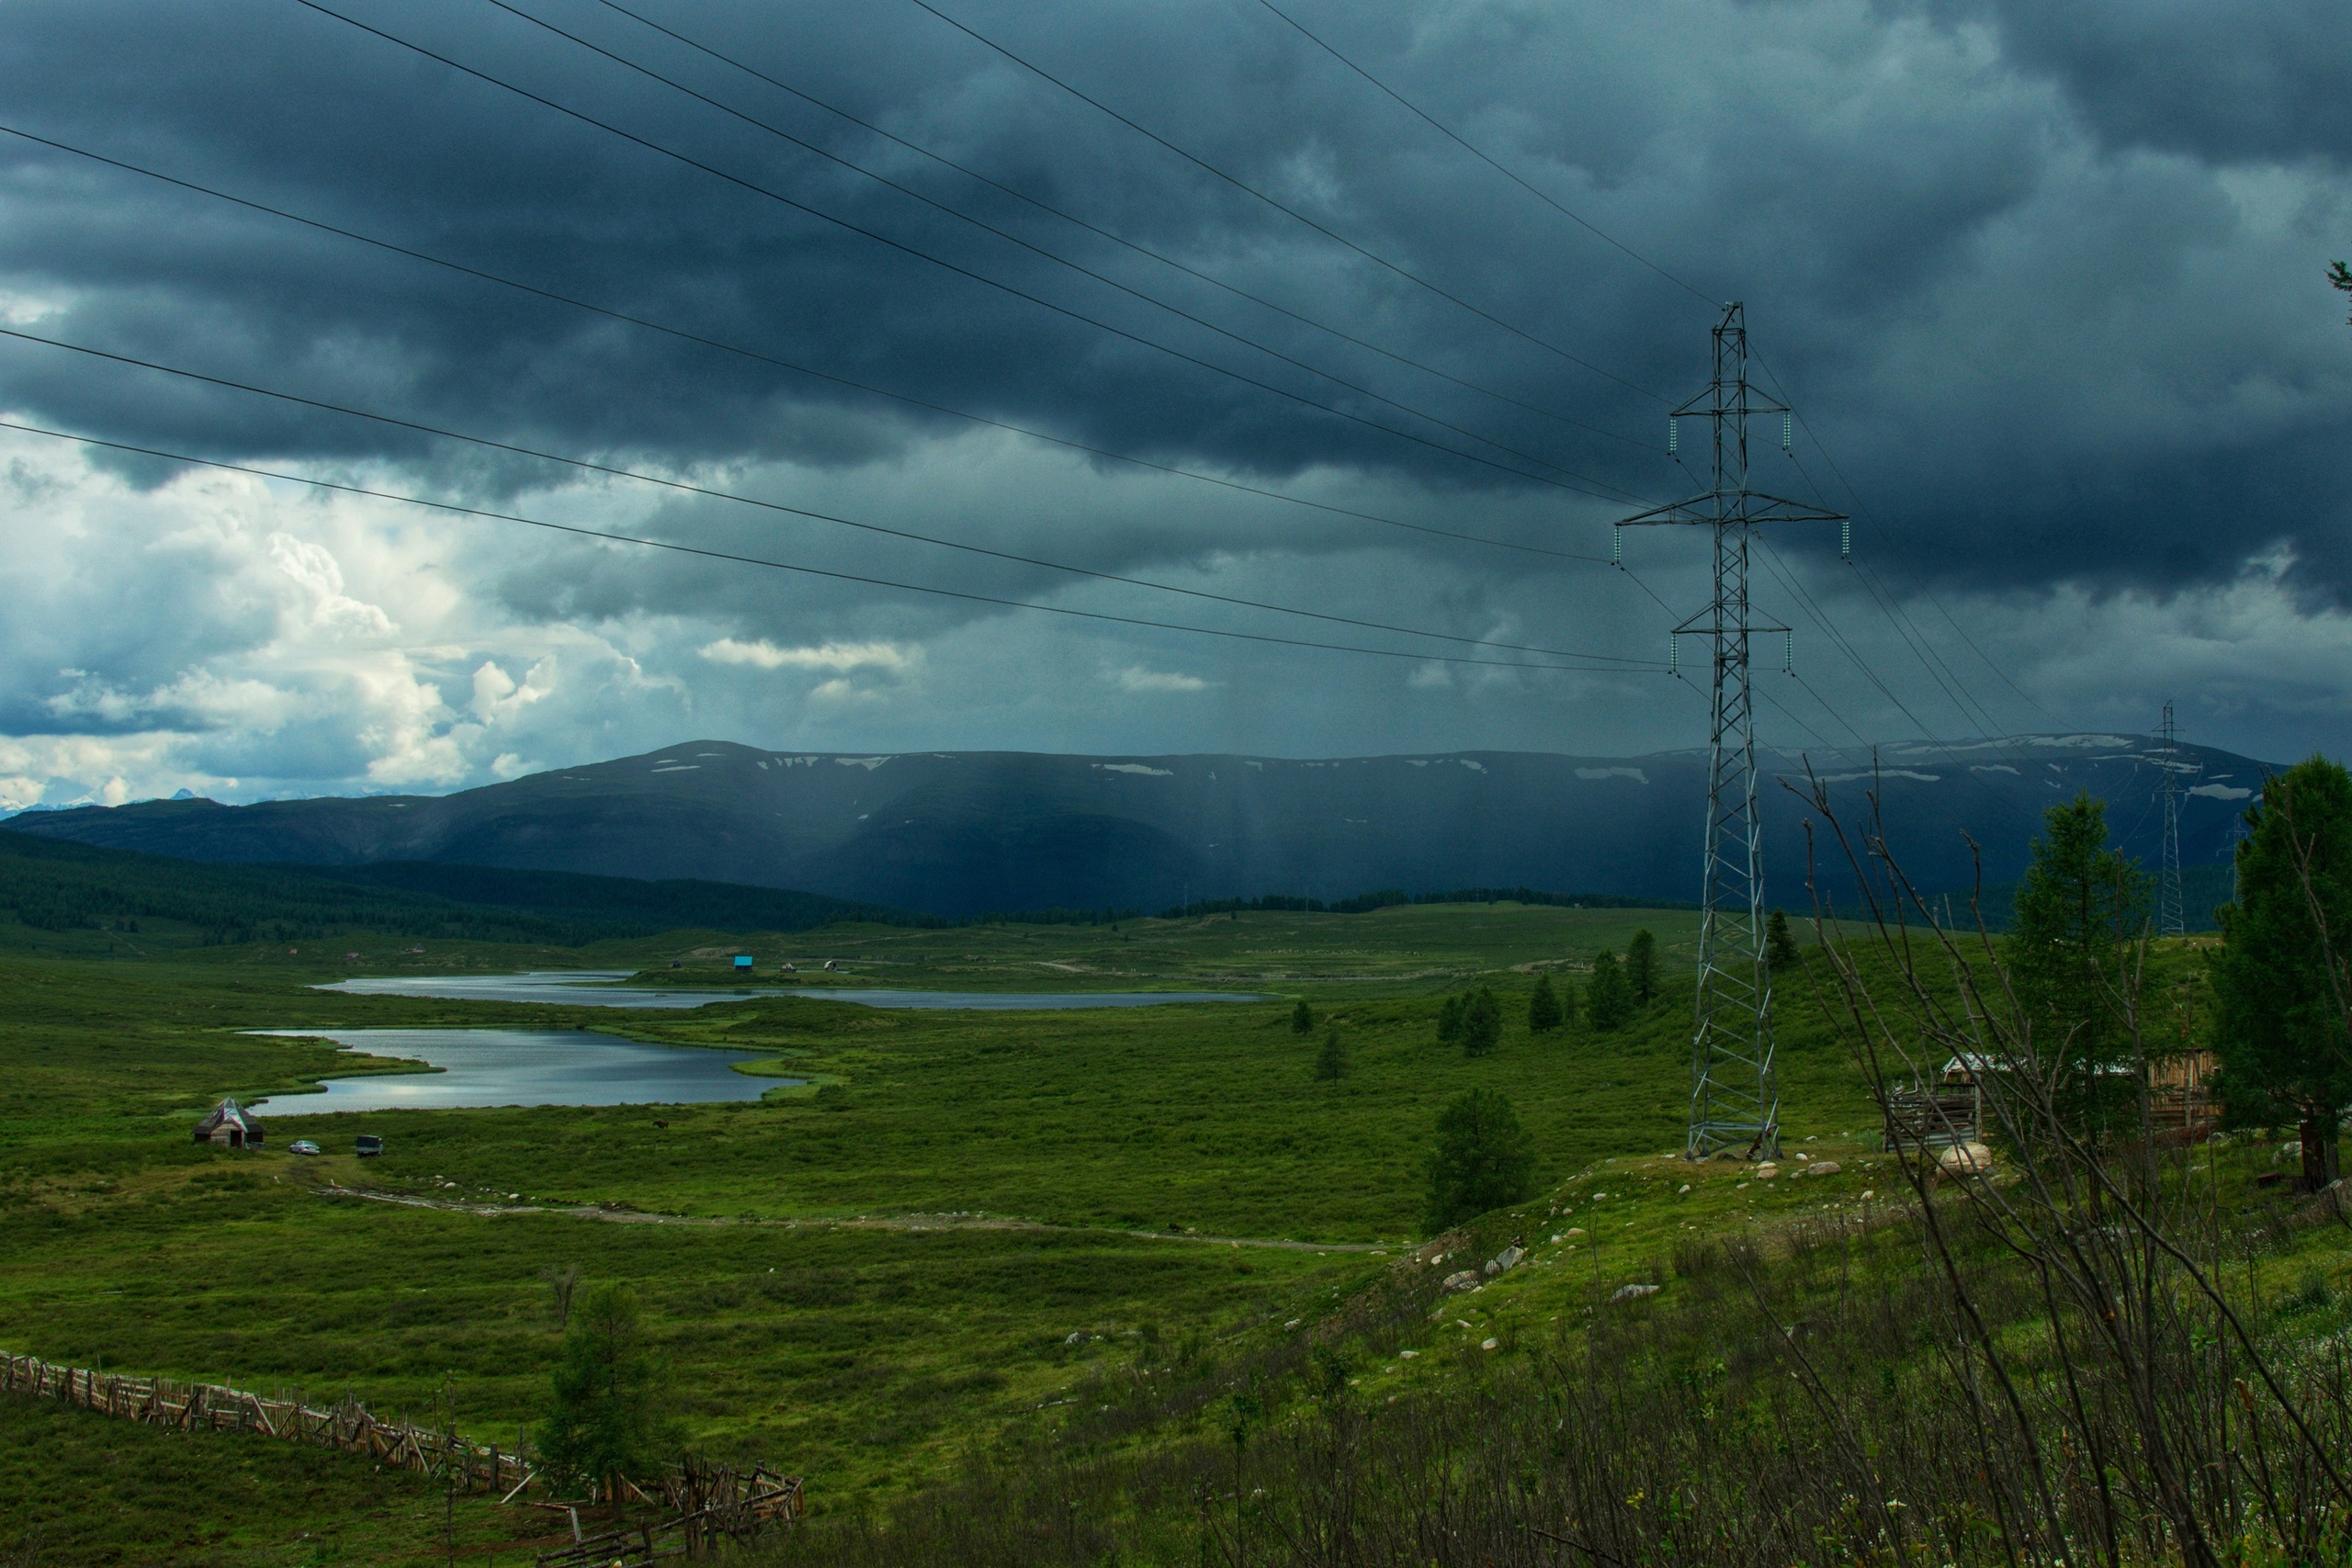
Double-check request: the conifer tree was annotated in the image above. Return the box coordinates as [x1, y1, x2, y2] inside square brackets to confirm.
[1423, 1088, 1536, 1233]
[1586, 949, 1632, 1032]
[1460, 987, 1503, 1056]
[1527, 973, 1563, 1033]
[1290, 998, 1314, 1034]
[2211, 756, 2352, 1191]
[1436, 993, 1464, 1044]
[2008, 792, 2147, 1134]
[1625, 929, 1657, 1005]
[1766, 908, 1803, 971]
[537, 1284, 677, 1507]
[1312, 1023, 1348, 1083]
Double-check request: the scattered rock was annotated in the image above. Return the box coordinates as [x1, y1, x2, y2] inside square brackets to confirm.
[1860, 1190, 1876, 1201]
[1809, 1161, 1841, 1177]
[1677, 1183, 1691, 1193]
[1566, 1227, 1586, 1237]
[1398, 1349, 1419, 1359]
[1442, 1269, 1482, 1292]
[1283, 1319, 1302, 1330]
[1486, 1245, 1524, 1275]
[1480, 1337, 1500, 1351]
[1937, 1142, 1995, 1179]
[1757, 1164, 1780, 1179]
[1065, 1331, 1085, 1345]
[1611, 1283, 1661, 1303]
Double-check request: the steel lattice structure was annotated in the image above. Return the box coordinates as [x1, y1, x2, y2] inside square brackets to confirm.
[2156, 702, 2188, 939]
[1618, 303, 1844, 1160]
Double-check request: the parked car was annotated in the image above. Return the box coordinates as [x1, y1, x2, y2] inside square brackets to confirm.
[288, 1139, 322, 1156]
[356, 1134, 384, 1157]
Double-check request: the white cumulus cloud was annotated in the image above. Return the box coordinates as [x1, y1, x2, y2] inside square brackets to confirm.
[700, 638, 919, 673]
[1115, 666, 1213, 694]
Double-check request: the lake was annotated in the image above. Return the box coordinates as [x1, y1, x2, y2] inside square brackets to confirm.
[249, 1028, 790, 1112]
[315, 972, 1263, 1010]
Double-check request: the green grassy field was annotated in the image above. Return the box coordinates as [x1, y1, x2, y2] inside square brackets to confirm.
[1, 899, 2297, 1566]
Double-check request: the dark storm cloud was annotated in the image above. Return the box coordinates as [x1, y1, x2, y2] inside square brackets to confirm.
[0, 0, 2347, 610]
[1973, 0, 2352, 165]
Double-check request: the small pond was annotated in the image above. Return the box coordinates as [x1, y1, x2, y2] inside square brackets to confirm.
[315, 972, 754, 1009]
[315, 972, 1263, 1010]
[249, 1029, 791, 1113]
[789, 989, 1264, 1010]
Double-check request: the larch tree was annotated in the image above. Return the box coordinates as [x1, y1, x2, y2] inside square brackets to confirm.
[2210, 755, 2352, 1192]
[2007, 791, 2147, 1136]
[1625, 929, 1657, 1005]
[1313, 1023, 1349, 1083]
[1422, 1088, 1536, 1234]
[537, 1284, 678, 1508]
[1586, 950, 1632, 1032]
[1527, 973, 1564, 1034]
[1459, 987, 1503, 1057]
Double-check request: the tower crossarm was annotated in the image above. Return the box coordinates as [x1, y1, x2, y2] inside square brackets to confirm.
[1617, 492, 1847, 529]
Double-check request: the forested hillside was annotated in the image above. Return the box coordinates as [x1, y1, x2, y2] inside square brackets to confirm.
[0, 833, 918, 947]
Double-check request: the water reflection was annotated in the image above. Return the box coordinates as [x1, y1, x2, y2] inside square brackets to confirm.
[251, 1028, 792, 1112]
[315, 972, 1263, 1010]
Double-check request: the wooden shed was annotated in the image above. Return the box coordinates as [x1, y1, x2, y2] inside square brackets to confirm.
[193, 1098, 264, 1149]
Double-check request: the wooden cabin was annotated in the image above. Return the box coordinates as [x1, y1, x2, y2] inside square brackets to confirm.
[2149, 1049, 2219, 1132]
[192, 1098, 264, 1149]
[1883, 1049, 2220, 1151]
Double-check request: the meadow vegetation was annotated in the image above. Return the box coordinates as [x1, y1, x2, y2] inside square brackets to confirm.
[1, 804, 2347, 1566]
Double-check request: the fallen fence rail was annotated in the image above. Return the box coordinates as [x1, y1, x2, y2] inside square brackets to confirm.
[535, 1461, 804, 1566]
[0, 1348, 523, 1494]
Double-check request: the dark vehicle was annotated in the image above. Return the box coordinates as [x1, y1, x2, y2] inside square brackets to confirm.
[355, 1134, 384, 1157]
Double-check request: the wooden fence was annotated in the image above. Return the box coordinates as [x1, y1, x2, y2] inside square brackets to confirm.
[3, 1348, 806, 1558]
[0, 1349, 525, 1495]
[535, 1461, 804, 1566]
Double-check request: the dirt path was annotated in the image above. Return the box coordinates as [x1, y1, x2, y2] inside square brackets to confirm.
[311, 1184, 1391, 1254]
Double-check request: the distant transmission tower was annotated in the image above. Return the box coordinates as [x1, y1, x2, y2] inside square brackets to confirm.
[1619, 303, 1845, 1161]
[2155, 702, 2187, 938]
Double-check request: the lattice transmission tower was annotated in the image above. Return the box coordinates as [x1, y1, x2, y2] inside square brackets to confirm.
[1618, 303, 1845, 1160]
[2155, 701, 2188, 939]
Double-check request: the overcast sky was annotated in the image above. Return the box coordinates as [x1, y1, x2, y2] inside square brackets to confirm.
[2, 0, 2348, 809]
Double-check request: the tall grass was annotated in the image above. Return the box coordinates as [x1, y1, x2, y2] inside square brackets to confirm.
[758, 784, 2352, 1566]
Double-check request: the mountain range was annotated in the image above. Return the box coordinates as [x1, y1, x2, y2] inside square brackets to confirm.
[1, 735, 2271, 920]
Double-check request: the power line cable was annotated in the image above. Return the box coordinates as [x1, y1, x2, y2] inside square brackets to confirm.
[584, 0, 1657, 455]
[1787, 671, 1873, 752]
[0, 416, 1655, 675]
[898, 0, 1667, 401]
[0, 324, 1661, 669]
[1750, 536, 2054, 820]
[289, 0, 1645, 505]
[1250, 0, 1716, 309]
[1763, 423, 2022, 739]
[0, 122, 1608, 568]
[1747, 346, 2075, 732]
[1232, 4, 2068, 748]
[1766, 436, 2052, 761]
[474, 0, 1650, 502]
